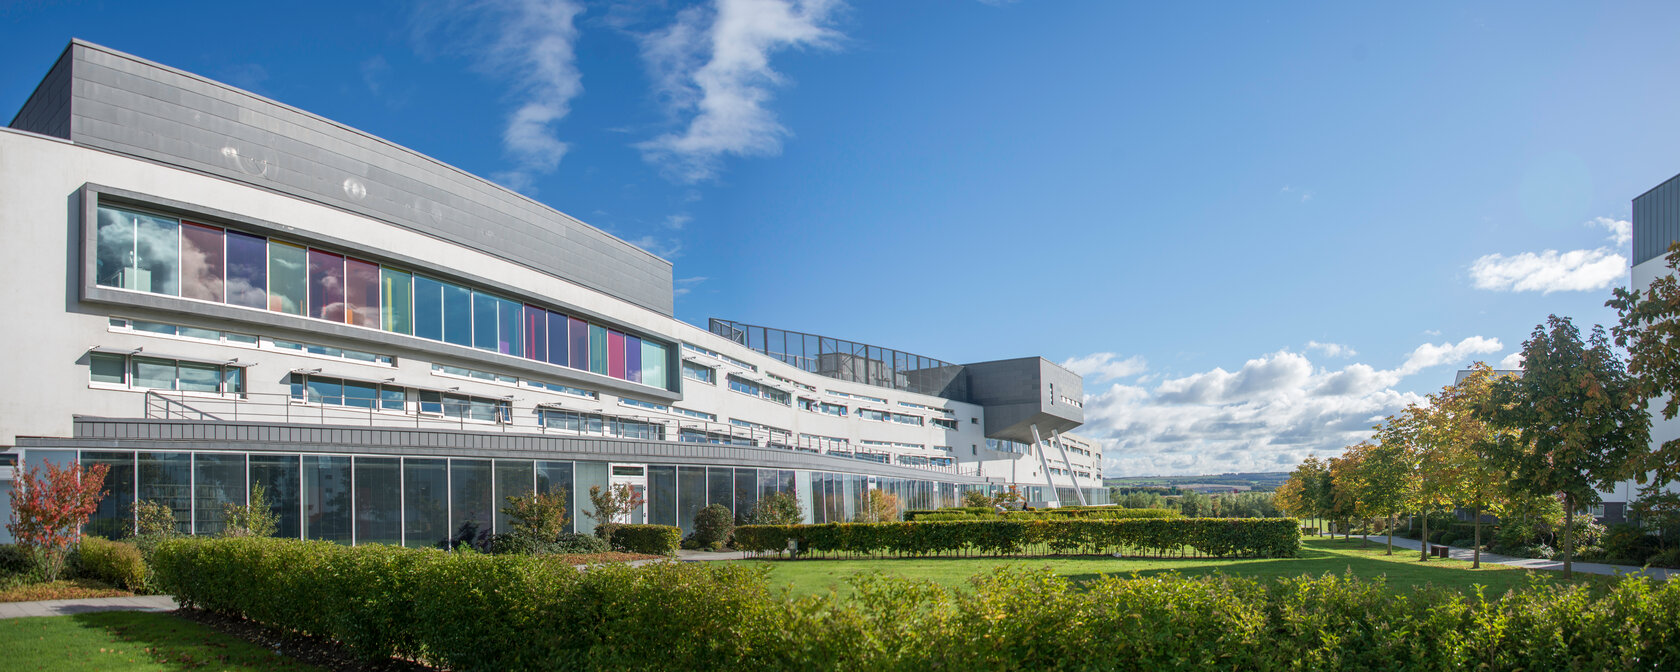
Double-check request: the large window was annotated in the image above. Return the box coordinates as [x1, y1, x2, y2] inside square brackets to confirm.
[288, 374, 404, 410]
[92, 204, 675, 390]
[682, 361, 716, 385]
[727, 375, 790, 405]
[89, 352, 245, 395]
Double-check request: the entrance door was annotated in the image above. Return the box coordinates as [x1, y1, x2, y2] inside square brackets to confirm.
[609, 464, 647, 524]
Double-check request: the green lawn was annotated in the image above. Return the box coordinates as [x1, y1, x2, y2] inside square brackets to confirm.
[0, 611, 321, 671]
[735, 536, 1618, 599]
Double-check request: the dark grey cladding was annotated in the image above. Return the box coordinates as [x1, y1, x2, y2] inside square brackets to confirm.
[1635, 173, 1680, 267]
[10, 40, 674, 315]
[960, 357, 1084, 443]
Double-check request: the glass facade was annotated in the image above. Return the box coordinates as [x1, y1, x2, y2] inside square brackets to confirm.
[710, 319, 963, 396]
[50, 449, 1003, 542]
[93, 204, 674, 391]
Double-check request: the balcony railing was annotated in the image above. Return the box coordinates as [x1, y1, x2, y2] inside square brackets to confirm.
[141, 390, 968, 475]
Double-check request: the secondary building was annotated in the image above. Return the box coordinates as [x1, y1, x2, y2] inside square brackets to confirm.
[0, 40, 1106, 545]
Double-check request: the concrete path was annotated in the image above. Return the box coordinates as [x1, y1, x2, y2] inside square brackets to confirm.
[1355, 534, 1674, 580]
[0, 595, 177, 620]
[676, 549, 749, 562]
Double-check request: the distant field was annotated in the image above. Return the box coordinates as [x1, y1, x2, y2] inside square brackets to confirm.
[1106, 472, 1289, 491]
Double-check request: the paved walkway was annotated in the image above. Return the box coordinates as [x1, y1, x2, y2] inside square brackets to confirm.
[0, 595, 177, 620]
[1355, 534, 1675, 580]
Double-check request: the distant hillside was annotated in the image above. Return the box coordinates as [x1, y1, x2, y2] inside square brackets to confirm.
[1105, 472, 1290, 492]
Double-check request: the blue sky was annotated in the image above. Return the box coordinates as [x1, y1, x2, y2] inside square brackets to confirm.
[6, 1, 1680, 476]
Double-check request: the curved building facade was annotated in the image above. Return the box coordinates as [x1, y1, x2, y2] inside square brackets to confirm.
[0, 40, 1105, 545]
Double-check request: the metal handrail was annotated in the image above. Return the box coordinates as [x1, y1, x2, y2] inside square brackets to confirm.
[137, 389, 962, 475]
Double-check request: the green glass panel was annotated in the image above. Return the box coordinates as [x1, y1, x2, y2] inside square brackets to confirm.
[589, 324, 608, 375]
[381, 268, 413, 335]
[267, 241, 306, 315]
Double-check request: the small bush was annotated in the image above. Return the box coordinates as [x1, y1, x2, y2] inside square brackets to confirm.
[79, 537, 148, 592]
[693, 504, 734, 549]
[750, 492, 803, 525]
[610, 524, 682, 555]
[0, 544, 29, 577]
[553, 532, 608, 555]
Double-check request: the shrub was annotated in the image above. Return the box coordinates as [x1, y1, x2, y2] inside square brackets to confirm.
[0, 544, 29, 577]
[7, 460, 110, 582]
[854, 490, 901, 523]
[79, 537, 148, 592]
[1648, 547, 1680, 569]
[221, 484, 279, 538]
[693, 504, 734, 549]
[553, 532, 608, 555]
[1602, 523, 1660, 565]
[131, 499, 180, 558]
[961, 489, 992, 508]
[586, 483, 644, 541]
[151, 536, 1680, 671]
[609, 524, 682, 555]
[734, 518, 1302, 559]
[751, 492, 804, 525]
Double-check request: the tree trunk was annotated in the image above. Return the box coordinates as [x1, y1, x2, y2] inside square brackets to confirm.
[1421, 513, 1430, 562]
[1563, 493, 1574, 580]
[1386, 514, 1394, 556]
[1472, 506, 1481, 569]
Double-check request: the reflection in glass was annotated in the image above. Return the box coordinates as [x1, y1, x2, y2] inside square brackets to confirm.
[225, 231, 268, 309]
[134, 211, 179, 296]
[547, 312, 568, 368]
[354, 457, 401, 546]
[138, 452, 191, 534]
[589, 325, 608, 375]
[643, 342, 668, 390]
[177, 362, 221, 393]
[569, 317, 588, 371]
[525, 305, 547, 363]
[473, 292, 497, 352]
[734, 468, 757, 525]
[179, 222, 225, 302]
[493, 460, 534, 534]
[194, 453, 246, 535]
[707, 468, 732, 513]
[496, 296, 522, 356]
[83, 451, 135, 539]
[572, 462, 608, 536]
[626, 335, 642, 384]
[608, 330, 626, 379]
[536, 461, 574, 533]
[381, 268, 412, 335]
[403, 458, 449, 548]
[648, 465, 677, 527]
[132, 358, 175, 390]
[268, 241, 306, 315]
[443, 282, 473, 347]
[95, 206, 137, 288]
[413, 275, 443, 341]
[450, 459, 493, 543]
[303, 455, 352, 544]
[250, 454, 301, 539]
[308, 249, 345, 322]
[678, 466, 705, 534]
[345, 258, 381, 329]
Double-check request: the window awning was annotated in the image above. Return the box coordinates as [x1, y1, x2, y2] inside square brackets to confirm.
[90, 345, 255, 367]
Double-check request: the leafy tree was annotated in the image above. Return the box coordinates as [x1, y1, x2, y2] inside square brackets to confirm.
[501, 489, 568, 542]
[586, 483, 645, 540]
[1484, 315, 1651, 578]
[1608, 242, 1680, 484]
[221, 484, 279, 538]
[1433, 363, 1516, 567]
[1113, 489, 1168, 510]
[1176, 490, 1212, 517]
[1276, 457, 1333, 532]
[693, 504, 734, 549]
[961, 489, 992, 508]
[750, 491, 804, 525]
[131, 500, 180, 557]
[7, 459, 109, 582]
[1397, 403, 1458, 562]
[855, 489, 901, 523]
[1327, 449, 1367, 540]
[1351, 436, 1411, 556]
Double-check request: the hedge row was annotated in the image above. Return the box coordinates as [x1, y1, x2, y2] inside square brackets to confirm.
[608, 525, 682, 555]
[903, 507, 1180, 522]
[733, 518, 1301, 558]
[152, 536, 1680, 671]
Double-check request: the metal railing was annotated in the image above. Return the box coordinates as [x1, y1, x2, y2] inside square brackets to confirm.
[139, 390, 962, 475]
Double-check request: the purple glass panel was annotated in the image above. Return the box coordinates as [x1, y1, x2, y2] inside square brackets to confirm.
[547, 311, 567, 367]
[344, 258, 380, 329]
[626, 335, 642, 383]
[308, 249, 346, 322]
[568, 317, 588, 370]
[525, 305, 546, 362]
[225, 231, 267, 309]
[179, 222, 225, 302]
[608, 331, 626, 379]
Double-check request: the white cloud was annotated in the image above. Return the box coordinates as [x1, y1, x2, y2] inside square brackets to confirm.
[414, 0, 584, 194]
[1305, 341, 1355, 358]
[1060, 353, 1147, 383]
[1592, 216, 1632, 247]
[635, 0, 843, 182]
[1075, 335, 1504, 477]
[1498, 352, 1524, 370]
[674, 276, 708, 296]
[628, 235, 682, 259]
[1467, 216, 1633, 294]
[664, 214, 693, 230]
[1469, 249, 1626, 294]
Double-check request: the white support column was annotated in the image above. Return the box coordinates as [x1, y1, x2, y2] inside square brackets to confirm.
[1050, 430, 1089, 506]
[1029, 424, 1060, 506]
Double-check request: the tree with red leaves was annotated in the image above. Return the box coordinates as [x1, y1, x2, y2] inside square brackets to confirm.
[6, 459, 109, 582]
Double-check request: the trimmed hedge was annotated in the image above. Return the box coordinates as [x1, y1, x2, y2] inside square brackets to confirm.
[152, 536, 1680, 671]
[609, 524, 682, 555]
[734, 518, 1301, 558]
[903, 507, 1181, 522]
[79, 537, 149, 592]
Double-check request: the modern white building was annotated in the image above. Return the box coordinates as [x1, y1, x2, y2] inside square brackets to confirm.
[0, 41, 1105, 545]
